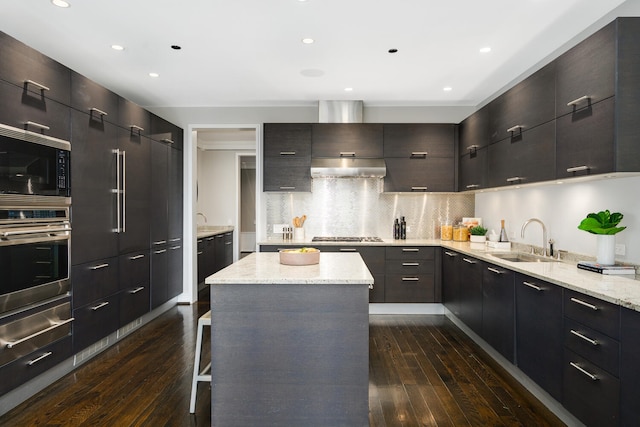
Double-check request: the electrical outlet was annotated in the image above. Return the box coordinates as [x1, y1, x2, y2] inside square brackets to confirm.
[273, 224, 288, 234]
[615, 244, 626, 256]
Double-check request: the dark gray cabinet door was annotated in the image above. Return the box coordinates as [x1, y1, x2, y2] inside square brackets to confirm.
[263, 123, 311, 192]
[312, 123, 383, 158]
[487, 121, 555, 188]
[150, 140, 169, 246]
[620, 307, 640, 425]
[117, 128, 151, 254]
[442, 249, 461, 317]
[458, 255, 483, 335]
[72, 293, 119, 352]
[555, 21, 615, 118]
[117, 98, 151, 137]
[71, 257, 119, 309]
[151, 247, 168, 309]
[459, 147, 488, 191]
[515, 273, 563, 400]
[383, 124, 455, 158]
[482, 264, 515, 362]
[168, 147, 184, 242]
[488, 63, 556, 144]
[150, 113, 184, 150]
[459, 107, 490, 152]
[384, 157, 455, 192]
[556, 97, 615, 178]
[168, 244, 183, 300]
[70, 109, 119, 265]
[70, 71, 119, 125]
[118, 250, 150, 327]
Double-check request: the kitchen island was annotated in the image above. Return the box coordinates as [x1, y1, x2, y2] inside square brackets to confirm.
[205, 252, 373, 427]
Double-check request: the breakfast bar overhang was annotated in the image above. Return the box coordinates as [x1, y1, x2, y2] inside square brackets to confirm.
[205, 252, 374, 427]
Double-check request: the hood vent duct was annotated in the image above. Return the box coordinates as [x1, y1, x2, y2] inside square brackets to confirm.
[318, 100, 363, 123]
[310, 157, 386, 178]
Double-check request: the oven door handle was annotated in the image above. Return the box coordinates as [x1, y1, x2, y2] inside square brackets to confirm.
[5, 317, 74, 349]
[1, 226, 71, 237]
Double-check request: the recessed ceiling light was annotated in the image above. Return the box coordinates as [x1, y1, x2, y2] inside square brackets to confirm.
[344, 87, 353, 92]
[443, 87, 453, 92]
[480, 46, 492, 53]
[171, 45, 182, 50]
[111, 44, 125, 51]
[149, 72, 159, 78]
[302, 38, 314, 44]
[388, 48, 398, 53]
[51, 0, 70, 8]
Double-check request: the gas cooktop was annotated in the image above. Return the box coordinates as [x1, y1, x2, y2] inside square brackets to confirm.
[312, 236, 384, 243]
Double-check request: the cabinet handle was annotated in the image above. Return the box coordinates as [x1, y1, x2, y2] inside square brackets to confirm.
[506, 177, 523, 183]
[169, 238, 181, 242]
[570, 329, 599, 346]
[339, 248, 357, 252]
[279, 186, 295, 190]
[507, 125, 523, 133]
[170, 245, 181, 250]
[6, 318, 74, 349]
[28, 351, 53, 366]
[402, 248, 419, 252]
[225, 242, 232, 246]
[113, 149, 122, 233]
[487, 267, 504, 275]
[567, 95, 591, 107]
[410, 152, 428, 157]
[25, 79, 50, 91]
[216, 235, 224, 239]
[402, 262, 420, 266]
[130, 124, 145, 133]
[91, 302, 110, 311]
[466, 184, 480, 189]
[411, 186, 428, 191]
[569, 362, 598, 381]
[25, 121, 51, 131]
[154, 249, 167, 254]
[570, 297, 598, 311]
[154, 240, 167, 245]
[566, 165, 590, 173]
[401, 277, 420, 281]
[130, 286, 145, 294]
[206, 237, 215, 241]
[522, 281, 542, 291]
[466, 144, 479, 151]
[339, 152, 356, 157]
[279, 151, 296, 155]
[462, 258, 477, 264]
[90, 263, 109, 270]
[89, 107, 108, 116]
[444, 251, 458, 257]
[197, 251, 203, 255]
[162, 138, 175, 144]
[129, 254, 145, 260]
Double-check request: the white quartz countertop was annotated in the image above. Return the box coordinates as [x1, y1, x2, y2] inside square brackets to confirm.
[205, 252, 374, 285]
[197, 226, 234, 239]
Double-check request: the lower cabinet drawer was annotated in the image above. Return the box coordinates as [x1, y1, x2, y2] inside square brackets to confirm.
[119, 285, 150, 327]
[564, 289, 620, 339]
[71, 257, 119, 309]
[564, 318, 620, 376]
[384, 274, 434, 302]
[72, 293, 119, 352]
[385, 259, 434, 275]
[563, 349, 620, 426]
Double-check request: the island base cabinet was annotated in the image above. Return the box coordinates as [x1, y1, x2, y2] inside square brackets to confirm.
[210, 283, 369, 426]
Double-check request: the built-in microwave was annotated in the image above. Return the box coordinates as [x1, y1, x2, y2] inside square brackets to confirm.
[0, 123, 70, 203]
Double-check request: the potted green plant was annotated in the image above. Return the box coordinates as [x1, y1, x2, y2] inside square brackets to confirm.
[577, 210, 626, 265]
[469, 225, 488, 243]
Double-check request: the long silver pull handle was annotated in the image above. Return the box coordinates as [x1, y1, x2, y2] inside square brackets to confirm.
[462, 258, 477, 264]
[507, 125, 523, 133]
[25, 79, 50, 91]
[411, 186, 428, 191]
[154, 249, 167, 254]
[154, 240, 167, 246]
[25, 121, 51, 131]
[444, 251, 458, 257]
[402, 262, 420, 266]
[339, 248, 357, 252]
[161, 138, 175, 144]
[570, 330, 599, 346]
[466, 184, 480, 189]
[569, 362, 598, 381]
[466, 144, 479, 151]
[279, 186, 295, 190]
[487, 267, 504, 274]
[91, 302, 110, 311]
[411, 152, 428, 157]
[130, 286, 145, 294]
[1, 225, 71, 237]
[28, 351, 53, 366]
[567, 95, 591, 107]
[170, 245, 181, 250]
[402, 248, 419, 252]
[6, 318, 74, 349]
[339, 152, 356, 157]
[570, 297, 598, 311]
[122, 150, 126, 232]
[197, 251, 203, 255]
[129, 254, 145, 260]
[130, 124, 145, 133]
[566, 165, 590, 173]
[206, 237, 215, 241]
[113, 148, 121, 233]
[169, 238, 181, 243]
[225, 242, 232, 246]
[402, 277, 420, 281]
[90, 263, 109, 270]
[280, 151, 296, 155]
[506, 176, 523, 183]
[522, 281, 542, 291]
[89, 107, 108, 116]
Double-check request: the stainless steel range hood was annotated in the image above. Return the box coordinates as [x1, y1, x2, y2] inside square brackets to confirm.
[311, 158, 386, 178]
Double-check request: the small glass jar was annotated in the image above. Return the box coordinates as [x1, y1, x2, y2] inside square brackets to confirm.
[440, 221, 453, 241]
[453, 223, 469, 242]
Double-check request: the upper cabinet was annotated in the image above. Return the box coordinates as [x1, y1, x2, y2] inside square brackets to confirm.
[150, 114, 184, 150]
[70, 71, 119, 125]
[458, 108, 489, 192]
[118, 98, 152, 138]
[311, 123, 383, 158]
[263, 123, 312, 192]
[383, 124, 456, 192]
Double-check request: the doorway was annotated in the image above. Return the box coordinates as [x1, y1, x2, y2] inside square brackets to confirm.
[239, 155, 256, 258]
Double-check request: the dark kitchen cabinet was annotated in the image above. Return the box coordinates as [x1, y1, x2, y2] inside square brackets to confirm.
[150, 113, 184, 150]
[151, 246, 169, 309]
[70, 71, 119, 126]
[150, 140, 170, 247]
[457, 255, 483, 335]
[383, 124, 455, 158]
[0, 80, 71, 141]
[0, 32, 71, 105]
[442, 249, 461, 317]
[459, 147, 488, 191]
[214, 233, 227, 272]
[488, 62, 555, 144]
[71, 257, 119, 309]
[117, 98, 151, 138]
[515, 273, 563, 400]
[263, 123, 312, 192]
[202, 235, 217, 279]
[312, 123, 383, 158]
[459, 107, 490, 152]
[168, 147, 184, 243]
[384, 246, 436, 303]
[72, 292, 120, 352]
[384, 157, 455, 192]
[458, 108, 489, 192]
[118, 251, 150, 327]
[197, 238, 205, 284]
[482, 263, 515, 362]
[487, 121, 555, 188]
[168, 243, 183, 300]
[620, 307, 640, 425]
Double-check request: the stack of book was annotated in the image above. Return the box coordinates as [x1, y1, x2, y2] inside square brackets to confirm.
[577, 261, 636, 275]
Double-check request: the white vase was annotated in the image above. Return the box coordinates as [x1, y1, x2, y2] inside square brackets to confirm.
[596, 234, 616, 265]
[470, 235, 486, 243]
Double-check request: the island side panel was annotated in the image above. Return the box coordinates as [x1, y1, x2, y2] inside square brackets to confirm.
[210, 282, 369, 427]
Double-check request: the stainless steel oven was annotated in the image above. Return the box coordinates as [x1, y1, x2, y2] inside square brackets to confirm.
[0, 122, 70, 203]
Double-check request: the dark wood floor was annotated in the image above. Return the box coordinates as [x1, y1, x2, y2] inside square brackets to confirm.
[0, 304, 565, 426]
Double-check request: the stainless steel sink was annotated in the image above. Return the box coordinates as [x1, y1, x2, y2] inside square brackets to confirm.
[490, 253, 558, 263]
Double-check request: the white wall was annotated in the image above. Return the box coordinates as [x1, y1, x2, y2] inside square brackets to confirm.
[475, 175, 640, 264]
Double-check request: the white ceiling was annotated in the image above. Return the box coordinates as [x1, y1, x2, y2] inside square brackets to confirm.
[0, 1, 637, 109]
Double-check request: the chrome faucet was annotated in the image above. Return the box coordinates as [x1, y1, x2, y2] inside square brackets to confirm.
[197, 212, 208, 224]
[521, 218, 548, 257]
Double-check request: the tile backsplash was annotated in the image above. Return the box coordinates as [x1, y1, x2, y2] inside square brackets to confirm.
[265, 178, 474, 240]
